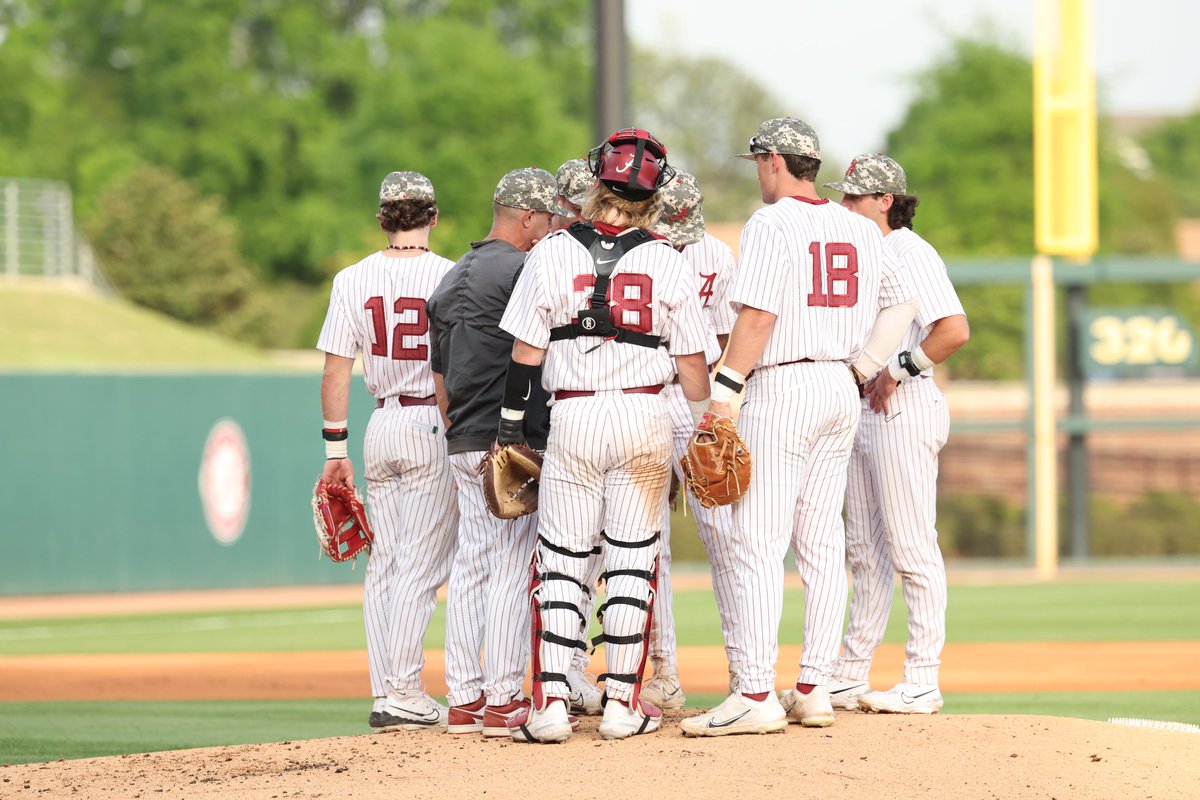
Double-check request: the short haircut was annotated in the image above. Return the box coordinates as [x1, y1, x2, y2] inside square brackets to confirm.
[780, 153, 821, 182]
[378, 198, 437, 232]
[887, 194, 919, 230]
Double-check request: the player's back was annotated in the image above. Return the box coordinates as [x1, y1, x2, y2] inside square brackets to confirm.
[501, 227, 711, 393]
[323, 251, 455, 399]
[734, 197, 900, 367]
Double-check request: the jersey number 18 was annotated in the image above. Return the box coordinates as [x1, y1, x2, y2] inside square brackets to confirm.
[807, 242, 859, 308]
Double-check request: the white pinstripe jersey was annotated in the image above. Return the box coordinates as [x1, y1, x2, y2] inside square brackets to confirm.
[729, 196, 912, 368]
[316, 251, 456, 398]
[683, 232, 737, 353]
[499, 227, 713, 392]
[885, 227, 966, 378]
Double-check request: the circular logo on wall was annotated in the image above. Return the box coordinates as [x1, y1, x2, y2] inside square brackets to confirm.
[198, 419, 251, 546]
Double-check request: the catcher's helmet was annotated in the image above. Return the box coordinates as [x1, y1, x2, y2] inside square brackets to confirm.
[587, 127, 675, 201]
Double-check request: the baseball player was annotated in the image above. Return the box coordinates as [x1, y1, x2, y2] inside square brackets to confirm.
[428, 168, 568, 736]
[317, 171, 460, 732]
[497, 128, 714, 743]
[551, 158, 593, 231]
[680, 118, 917, 737]
[823, 155, 969, 714]
[640, 171, 742, 710]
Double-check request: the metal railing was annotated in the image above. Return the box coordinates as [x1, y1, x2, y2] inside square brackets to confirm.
[0, 177, 111, 293]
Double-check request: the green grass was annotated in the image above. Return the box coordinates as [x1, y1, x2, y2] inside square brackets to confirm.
[0, 282, 271, 368]
[0, 700, 364, 764]
[2, 692, 1197, 765]
[3, 582, 1197, 656]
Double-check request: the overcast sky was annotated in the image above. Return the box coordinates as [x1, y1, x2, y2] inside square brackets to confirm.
[627, 0, 1200, 158]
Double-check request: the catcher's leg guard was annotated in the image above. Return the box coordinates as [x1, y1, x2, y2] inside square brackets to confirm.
[528, 536, 592, 711]
[593, 530, 659, 708]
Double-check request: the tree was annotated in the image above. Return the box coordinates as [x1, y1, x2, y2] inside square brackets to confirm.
[885, 34, 1184, 379]
[1140, 111, 1200, 218]
[630, 49, 784, 222]
[83, 165, 254, 327]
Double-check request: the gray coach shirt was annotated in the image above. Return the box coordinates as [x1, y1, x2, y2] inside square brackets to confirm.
[427, 239, 551, 455]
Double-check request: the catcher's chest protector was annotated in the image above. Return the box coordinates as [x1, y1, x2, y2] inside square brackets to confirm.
[549, 221, 664, 349]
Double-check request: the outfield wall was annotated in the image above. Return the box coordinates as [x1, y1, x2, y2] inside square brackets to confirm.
[0, 373, 379, 595]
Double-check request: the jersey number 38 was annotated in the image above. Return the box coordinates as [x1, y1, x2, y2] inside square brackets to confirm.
[807, 242, 859, 308]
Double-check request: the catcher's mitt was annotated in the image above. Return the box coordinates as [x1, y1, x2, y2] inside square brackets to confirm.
[679, 413, 751, 508]
[479, 442, 543, 519]
[311, 479, 374, 563]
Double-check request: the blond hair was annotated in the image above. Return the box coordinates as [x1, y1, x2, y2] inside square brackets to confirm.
[580, 183, 662, 231]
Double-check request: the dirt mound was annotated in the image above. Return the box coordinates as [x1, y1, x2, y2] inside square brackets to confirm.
[3, 713, 1194, 799]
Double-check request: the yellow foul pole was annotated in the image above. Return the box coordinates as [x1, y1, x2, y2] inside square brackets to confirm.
[1032, 0, 1098, 579]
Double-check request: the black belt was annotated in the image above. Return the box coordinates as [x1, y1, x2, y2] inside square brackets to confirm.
[376, 395, 437, 408]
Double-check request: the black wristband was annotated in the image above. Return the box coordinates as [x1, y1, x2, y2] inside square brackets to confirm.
[322, 428, 349, 441]
[714, 372, 744, 394]
[898, 350, 922, 377]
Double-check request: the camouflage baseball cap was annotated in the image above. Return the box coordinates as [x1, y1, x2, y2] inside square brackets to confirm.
[735, 117, 821, 161]
[379, 171, 436, 202]
[555, 158, 594, 208]
[648, 171, 705, 246]
[494, 167, 572, 216]
[824, 154, 907, 195]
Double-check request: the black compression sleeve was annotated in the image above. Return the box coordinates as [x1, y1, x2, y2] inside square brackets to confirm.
[501, 359, 540, 412]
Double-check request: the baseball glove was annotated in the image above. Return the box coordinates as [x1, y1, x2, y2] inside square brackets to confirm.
[680, 413, 751, 508]
[479, 442, 544, 519]
[311, 479, 374, 563]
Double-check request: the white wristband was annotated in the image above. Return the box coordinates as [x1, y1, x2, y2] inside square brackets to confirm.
[911, 345, 935, 372]
[711, 365, 746, 404]
[325, 440, 348, 459]
[323, 419, 348, 430]
[888, 358, 908, 382]
[687, 398, 709, 428]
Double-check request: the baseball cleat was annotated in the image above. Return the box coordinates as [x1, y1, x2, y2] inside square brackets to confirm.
[508, 698, 574, 744]
[371, 690, 448, 732]
[679, 692, 788, 737]
[597, 697, 662, 740]
[857, 683, 944, 714]
[825, 676, 872, 710]
[780, 686, 836, 727]
[640, 668, 686, 711]
[567, 668, 604, 716]
[446, 694, 486, 735]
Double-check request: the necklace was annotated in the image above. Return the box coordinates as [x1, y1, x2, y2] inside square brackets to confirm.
[387, 244, 430, 253]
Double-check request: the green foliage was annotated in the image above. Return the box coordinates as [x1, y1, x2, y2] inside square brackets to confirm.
[1, 0, 591, 289]
[937, 493, 1027, 558]
[884, 34, 1183, 379]
[631, 49, 781, 222]
[82, 165, 255, 326]
[1140, 110, 1200, 217]
[218, 281, 330, 350]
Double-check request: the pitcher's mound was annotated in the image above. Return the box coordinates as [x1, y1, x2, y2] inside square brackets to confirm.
[4, 712, 1196, 799]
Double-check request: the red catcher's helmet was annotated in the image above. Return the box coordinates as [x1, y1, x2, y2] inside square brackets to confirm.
[587, 128, 675, 201]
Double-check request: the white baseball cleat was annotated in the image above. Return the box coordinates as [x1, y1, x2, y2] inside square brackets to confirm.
[640, 668, 686, 711]
[508, 698, 574, 743]
[598, 697, 662, 740]
[779, 686, 836, 727]
[679, 692, 788, 737]
[567, 668, 604, 716]
[825, 676, 872, 710]
[370, 689, 448, 732]
[857, 683, 944, 714]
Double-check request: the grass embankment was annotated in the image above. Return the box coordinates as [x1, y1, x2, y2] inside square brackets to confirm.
[0, 280, 272, 369]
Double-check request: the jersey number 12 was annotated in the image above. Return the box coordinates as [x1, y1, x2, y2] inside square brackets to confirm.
[363, 296, 428, 361]
[807, 242, 859, 307]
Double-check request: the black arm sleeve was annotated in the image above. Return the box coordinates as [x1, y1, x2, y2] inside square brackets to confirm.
[501, 358, 540, 413]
